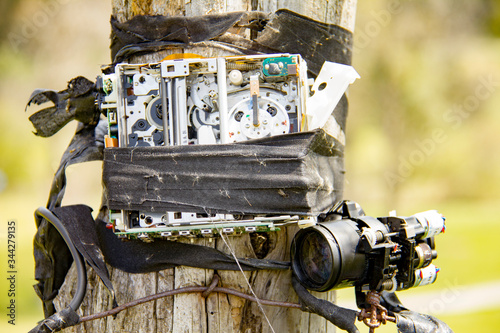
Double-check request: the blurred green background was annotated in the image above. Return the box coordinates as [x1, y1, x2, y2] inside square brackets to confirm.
[0, 0, 499, 332]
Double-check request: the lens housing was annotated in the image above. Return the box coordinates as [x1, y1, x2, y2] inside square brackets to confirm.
[291, 201, 444, 296]
[291, 218, 365, 292]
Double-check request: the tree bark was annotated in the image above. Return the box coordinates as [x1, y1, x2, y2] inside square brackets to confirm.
[55, 1, 357, 332]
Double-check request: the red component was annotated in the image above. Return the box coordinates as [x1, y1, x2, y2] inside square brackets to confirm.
[106, 223, 114, 229]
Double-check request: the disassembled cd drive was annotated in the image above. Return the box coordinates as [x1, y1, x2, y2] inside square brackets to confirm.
[97, 54, 358, 241]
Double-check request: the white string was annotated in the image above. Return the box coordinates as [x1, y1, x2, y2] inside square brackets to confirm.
[205, 211, 276, 333]
[218, 231, 276, 333]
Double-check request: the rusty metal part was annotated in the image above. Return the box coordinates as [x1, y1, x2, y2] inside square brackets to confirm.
[201, 274, 220, 298]
[79, 282, 301, 324]
[357, 291, 396, 333]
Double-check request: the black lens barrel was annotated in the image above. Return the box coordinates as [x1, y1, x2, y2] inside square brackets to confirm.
[291, 219, 365, 291]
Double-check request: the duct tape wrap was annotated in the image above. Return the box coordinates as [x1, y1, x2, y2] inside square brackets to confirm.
[110, 9, 353, 77]
[103, 129, 344, 216]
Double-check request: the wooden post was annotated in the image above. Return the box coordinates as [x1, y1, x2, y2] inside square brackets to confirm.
[55, 1, 357, 332]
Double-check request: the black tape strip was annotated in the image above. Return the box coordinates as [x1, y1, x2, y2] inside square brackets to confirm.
[28, 306, 80, 333]
[103, 130, 343, 216]
[396, 311, 454, 333]
[255, 9, 353, 74]
[380, 290, 409, 313]
[110, 9, 353, 77]
[96, 215, 290, 273]
[292, 276, 360, 333]
[32, 121, 105, 317]
[51, 206, 115, 299]
[110, 11, 261, 61]
[26, 77, 99, 137]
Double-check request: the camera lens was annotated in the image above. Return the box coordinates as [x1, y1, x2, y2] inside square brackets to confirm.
[291, 219, 366, 292]
[292, 225, 342, 291]
[299, 231, 333, 286]
[291, 202, 444, 295]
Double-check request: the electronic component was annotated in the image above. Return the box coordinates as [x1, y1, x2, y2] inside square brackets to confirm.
[97, 54, 310, 240]
[99, 54, 307, 147]
[291, 201, 445, 309]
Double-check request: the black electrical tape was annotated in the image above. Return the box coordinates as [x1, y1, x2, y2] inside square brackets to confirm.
[46, 120, 106, 211]
[396, 311, 454, 333]
[110, 11, 258, 61]
[29, 306, 80, 333]
[46, 204, 290, 274]
[110, 9, 353, 77]
[26, 76, 99, 138]
[34, 207, 86, 325]
[380, 290, 409, 313]
[379, 291, 454, 333]
[95, 216, 290, 273]
[103, 129, 344, 216]
[32, 120, 105, 317]
[292, 276, 360, 333]
[50, 206, 115, 299]
[33, 202, 290, 319]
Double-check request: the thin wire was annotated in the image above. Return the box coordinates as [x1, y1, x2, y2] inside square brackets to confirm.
[220, 231, 276, 333]
[206, 210, 276, 333]
[78, 285, 301, 324]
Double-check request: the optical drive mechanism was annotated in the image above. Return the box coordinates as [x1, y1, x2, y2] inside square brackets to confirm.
[98, 54, 314, 240]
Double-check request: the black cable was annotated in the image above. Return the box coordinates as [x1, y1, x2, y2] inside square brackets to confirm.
[292, 276, 360, 333]
[35, 207, 87, 311]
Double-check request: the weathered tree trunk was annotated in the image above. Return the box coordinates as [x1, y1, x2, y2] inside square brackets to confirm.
[55, 1, 357, 332]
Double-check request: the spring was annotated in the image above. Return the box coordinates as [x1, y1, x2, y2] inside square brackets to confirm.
[381, 279, 395, 291]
